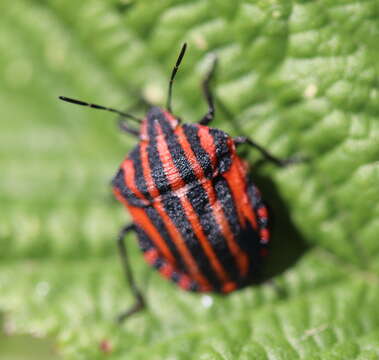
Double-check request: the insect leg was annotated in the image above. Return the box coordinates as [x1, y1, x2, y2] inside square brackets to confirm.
[199, 56, 217, 125]
[116, 95, 152, 137]
[117, 223, 146, 323]
[234, 136, 301, 167]
[118, 119, 139, 137]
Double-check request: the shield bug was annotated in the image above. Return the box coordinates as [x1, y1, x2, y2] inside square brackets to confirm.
[59, 43, 296, 322]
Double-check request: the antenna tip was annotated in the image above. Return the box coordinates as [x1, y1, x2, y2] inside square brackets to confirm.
[59, 96, 87, 106]
[59, 96, 72, 102]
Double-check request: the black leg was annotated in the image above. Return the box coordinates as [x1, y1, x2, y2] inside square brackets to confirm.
[116, 97, 150, 137]
[234, 136, 301, 167]
[116, 224, 146, 323]
[118, 119, 139, 137]
[199, 57, 217, 125]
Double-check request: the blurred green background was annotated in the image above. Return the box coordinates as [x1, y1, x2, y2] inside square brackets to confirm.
[1, 0, 379, 359]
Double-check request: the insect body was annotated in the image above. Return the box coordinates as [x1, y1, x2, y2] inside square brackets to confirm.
[60, 44, 293, 322]
[112, 107, 269, 295]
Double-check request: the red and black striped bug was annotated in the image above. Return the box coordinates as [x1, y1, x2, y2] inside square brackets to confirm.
[59, 44, 295, 322]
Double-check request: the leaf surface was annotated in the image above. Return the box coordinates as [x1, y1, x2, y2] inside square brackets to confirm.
[1, 0, 379, 358]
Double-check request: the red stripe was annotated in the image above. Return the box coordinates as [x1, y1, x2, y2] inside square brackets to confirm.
[159, 262, 174, 278]
[258, 207, 268, 219]
[178, 275, 192, 291]
[144, 248, 159, 264]
[223, 148, 258, 230]
[197, 125, 218, 170]
[162, 110, 179, 129]
[140, 141, 160, 198]
[155, 131, 186, 191]
[140, 119, 148, 141]
[222, 282, 237, 293]
[121, 159, 148, 202]
[260, 228, 269, 244]
[113, 188, 176, 265]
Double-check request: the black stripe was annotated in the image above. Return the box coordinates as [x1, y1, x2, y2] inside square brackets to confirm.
[160, 192, 221, 290]
[214, 175, 261, 271]
[171, 272, 199, 292]
[147, 120, 172, 195]
[236, 182, 267, 280]
[209, 128, 232, 173]
[189, 281, 199, 292]
[186, 183, 240, 284]
[136, 225, 200, 292]
[154, 257, 164, 269]
[213, 175, 241, 240]
[129, 145, 151, 201]
[134, 210, 184, 268]
[145, 206, 187, 270]
[170, 271, 181, 283]
[248, 180, 261, 209]
[182, 124, 213, 179]
[112, 168, 148, 207]
[159, 119, 198, 185]
[248, 183, 268, 228]
[134, 225, 154, 252]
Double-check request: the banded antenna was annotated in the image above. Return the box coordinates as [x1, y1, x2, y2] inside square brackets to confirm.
[166, 43, 187, 113]
[58, 96, 142, 123]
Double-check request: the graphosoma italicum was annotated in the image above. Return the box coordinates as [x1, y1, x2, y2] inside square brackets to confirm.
[59, 43, 296, 322]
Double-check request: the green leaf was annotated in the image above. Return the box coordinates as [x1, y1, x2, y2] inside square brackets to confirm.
[1, 0, 379, 358]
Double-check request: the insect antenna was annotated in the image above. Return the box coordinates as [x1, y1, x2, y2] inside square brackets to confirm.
[166, 43, 187, 113]
[58, 96, 142, 123]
